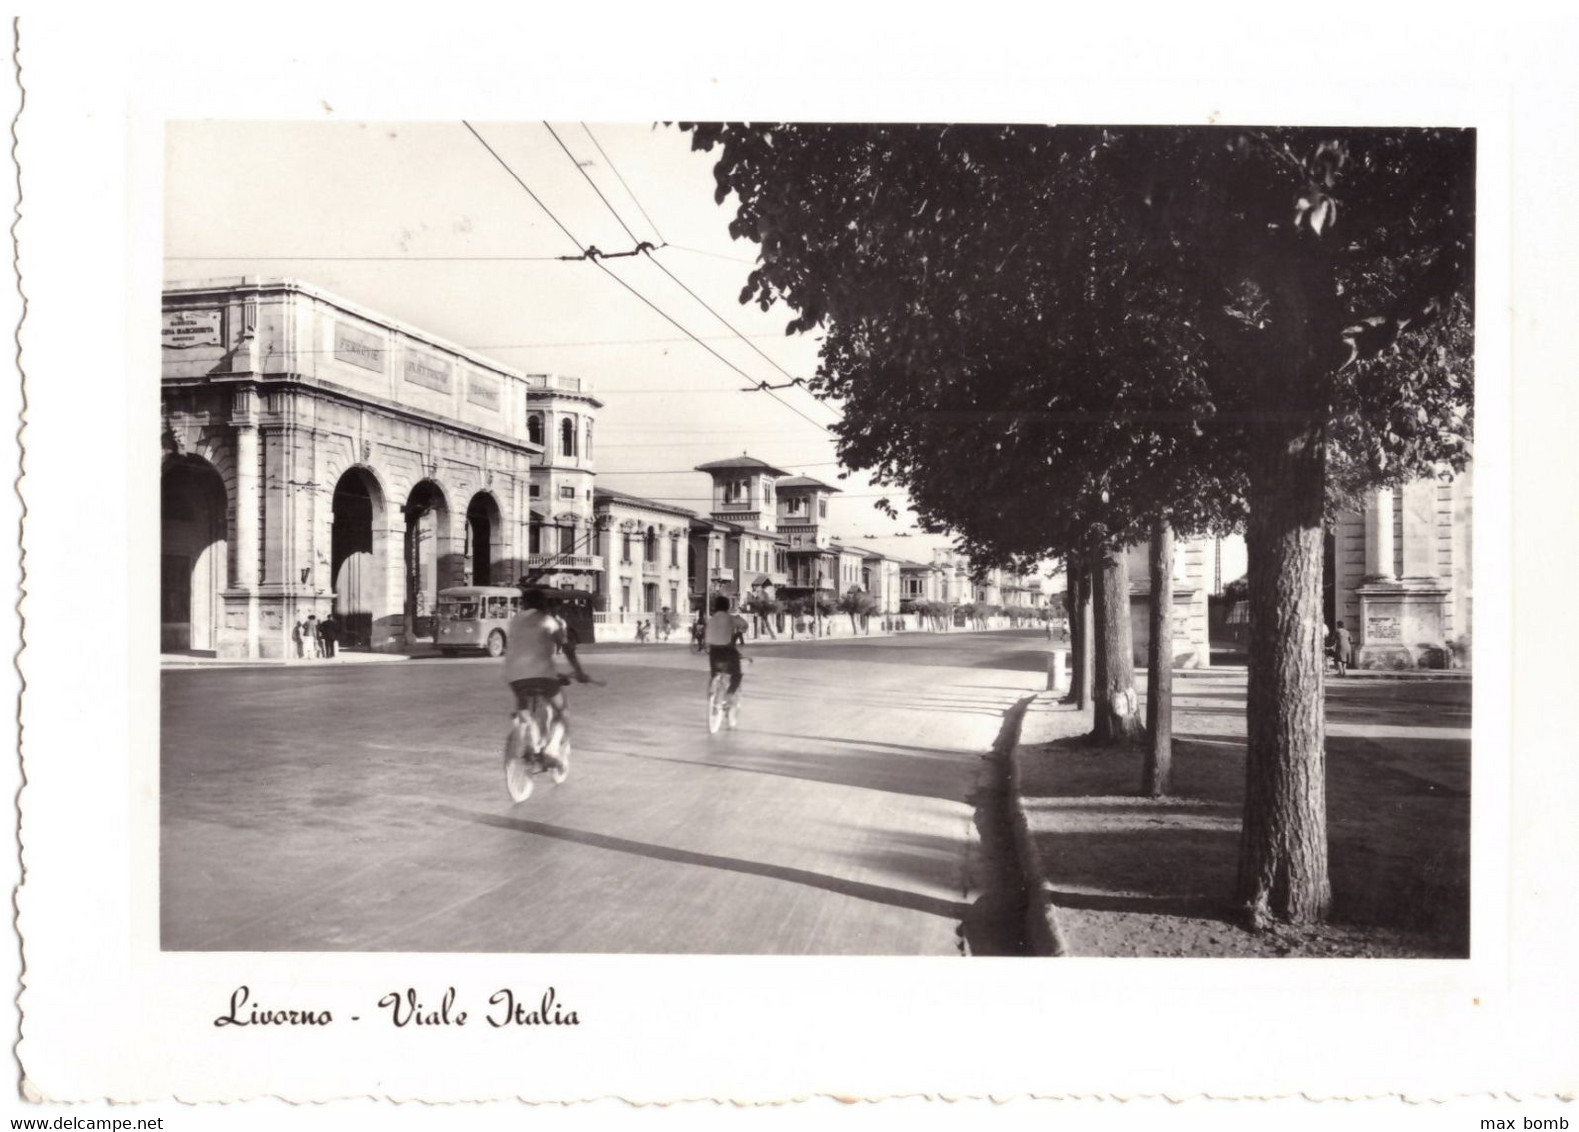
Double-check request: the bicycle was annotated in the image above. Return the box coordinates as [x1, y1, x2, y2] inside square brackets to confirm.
[706, 655, 753, 734]
[504, 673, 601, 802]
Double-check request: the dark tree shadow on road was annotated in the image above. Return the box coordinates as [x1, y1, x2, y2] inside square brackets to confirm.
[436, 805, 971, 926]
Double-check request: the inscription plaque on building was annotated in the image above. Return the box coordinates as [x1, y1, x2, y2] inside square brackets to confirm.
[161, 309, 222, 348]
[1366, 614, 1401, 641]
[465, 370, 501, 411]
[334, 322, 385, 372]
[404, 349, 452, 393]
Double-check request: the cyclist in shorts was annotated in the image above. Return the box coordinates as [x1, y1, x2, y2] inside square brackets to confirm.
[704, 594, 749, 728]
[506, 586, 591, 766]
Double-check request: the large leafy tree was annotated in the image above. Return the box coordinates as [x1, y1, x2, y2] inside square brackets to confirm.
[681, 123, 1473, 926]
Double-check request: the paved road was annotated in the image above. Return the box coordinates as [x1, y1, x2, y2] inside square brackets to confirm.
[161, 631, 1051, 954]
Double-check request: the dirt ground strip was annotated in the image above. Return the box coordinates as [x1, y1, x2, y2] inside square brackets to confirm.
[1011, 695, 1470, 958]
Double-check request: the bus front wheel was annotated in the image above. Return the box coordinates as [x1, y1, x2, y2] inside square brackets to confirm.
[486, 630, 507, 658]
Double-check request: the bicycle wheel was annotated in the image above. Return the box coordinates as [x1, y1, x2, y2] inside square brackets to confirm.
[550, 727, 571, 785]
[503, 713, 535, 803]
[707, 674, 726, 734]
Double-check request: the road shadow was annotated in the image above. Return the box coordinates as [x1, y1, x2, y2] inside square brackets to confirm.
[435, 805, 970, 927]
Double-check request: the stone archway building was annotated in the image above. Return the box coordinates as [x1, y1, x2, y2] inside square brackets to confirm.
[161, 278, 554, 658]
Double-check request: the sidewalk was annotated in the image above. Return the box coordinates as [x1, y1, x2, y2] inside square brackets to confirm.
[1005, 685, 1471, 958]
[1180, 663, 1471, 683]
[160, 650, 410, 669]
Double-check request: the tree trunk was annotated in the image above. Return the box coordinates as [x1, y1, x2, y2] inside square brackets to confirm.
[1091, 547, 1141, 745]
[1236, 430, 1331, 928]
[1062, 565, 1082, 705]
[1144, 519, 1174, 797]
[1076, 564, 1094, 710]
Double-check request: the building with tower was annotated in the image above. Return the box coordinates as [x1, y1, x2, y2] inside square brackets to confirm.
[160, 277, 597, 658]
[521, 373, 603, 591]
[692, 455, 790, 611]
[775, 473, 841, 604]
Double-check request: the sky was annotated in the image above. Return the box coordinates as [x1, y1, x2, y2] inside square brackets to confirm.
[163, 119, 1243, 585]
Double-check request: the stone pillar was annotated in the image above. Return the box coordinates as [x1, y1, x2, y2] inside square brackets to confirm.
[218, 387, 260, 658]
[1357, 480, 1449, 668]
[1364, 486, 1396, 582]
[1400, 479, 1438, 580]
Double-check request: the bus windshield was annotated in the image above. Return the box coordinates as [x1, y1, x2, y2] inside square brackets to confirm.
[438, 599, 478, 621]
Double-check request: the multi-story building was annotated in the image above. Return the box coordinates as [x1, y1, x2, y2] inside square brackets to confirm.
[592, 488, 693, 621]
[898, 560, 942, 607]
[775, 474, 840, 603]
[929, 548, 972, 605]
[691, 456, 790, 612]
[689, 516, 734, 614]
[859, 550, 902, 615]
[522, 373, 603, 592]
[829, 545, 868, 596]
[160, 277, 548, 658]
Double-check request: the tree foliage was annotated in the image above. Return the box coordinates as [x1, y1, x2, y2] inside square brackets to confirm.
[680, 124, 1473, 554]
[680, 122, 1475, 925]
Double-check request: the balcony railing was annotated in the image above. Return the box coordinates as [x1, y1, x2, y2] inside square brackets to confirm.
[642, 561, 662, 577]
[714, 506, 763, 523]
[524, 374, 591, 395]
[525, 553, 600, 571]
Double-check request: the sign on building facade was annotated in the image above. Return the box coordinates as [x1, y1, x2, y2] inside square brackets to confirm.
[161, 309, 222, 348]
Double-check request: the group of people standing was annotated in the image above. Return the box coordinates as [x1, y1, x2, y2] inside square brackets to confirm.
[634, 608, 679, 644]
[292, 613, 340, 660]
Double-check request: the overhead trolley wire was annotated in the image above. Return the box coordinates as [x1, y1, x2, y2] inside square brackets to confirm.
[543, 122, 644, 248]
[465, 120, 834, 435]
[580, 122, 668, 245]
[462, 121, 585, 255]
[538, 120, 839, 434]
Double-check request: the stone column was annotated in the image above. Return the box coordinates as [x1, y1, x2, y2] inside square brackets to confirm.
[233, 425, 259, 589]
[1364, 487, 1396, 582]
[1400, 479, 1438, 580]
[218, 387, 261, 658]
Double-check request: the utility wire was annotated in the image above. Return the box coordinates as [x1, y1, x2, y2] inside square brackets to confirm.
[581, 122, 667, 244]
[537, 121, 837, 435]
[465, 120, 832, 435]
[543, 122, 644, 247]
[462, 120, 584, 255]
[660, 243, 760, 266]
[166, 254, 570, 262]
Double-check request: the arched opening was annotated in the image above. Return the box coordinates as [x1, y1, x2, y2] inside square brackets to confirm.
[644, 525, 657, 560]
[466, 492, 504, 586]
[560, 417, 576, 458]
[332, 467, 386, 651]
[403, 479, 451, 642]
[527, 413, 544, 448]
[161, 457, 227, 654]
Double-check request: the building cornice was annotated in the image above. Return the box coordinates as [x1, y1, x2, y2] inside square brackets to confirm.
[163, 371, 545, 459]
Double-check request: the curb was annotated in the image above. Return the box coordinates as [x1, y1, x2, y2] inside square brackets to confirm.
[1000, 692, 1077, 958]
[1176, 667, 1471, 683]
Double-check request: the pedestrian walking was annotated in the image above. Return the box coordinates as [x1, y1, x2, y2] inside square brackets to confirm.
[635, 620, 650, 643]
[319, 614, 338, 659]
[293, 615, 308, 659]
[1333, 621, 1354, 677]
[305, 614, 322, 660]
